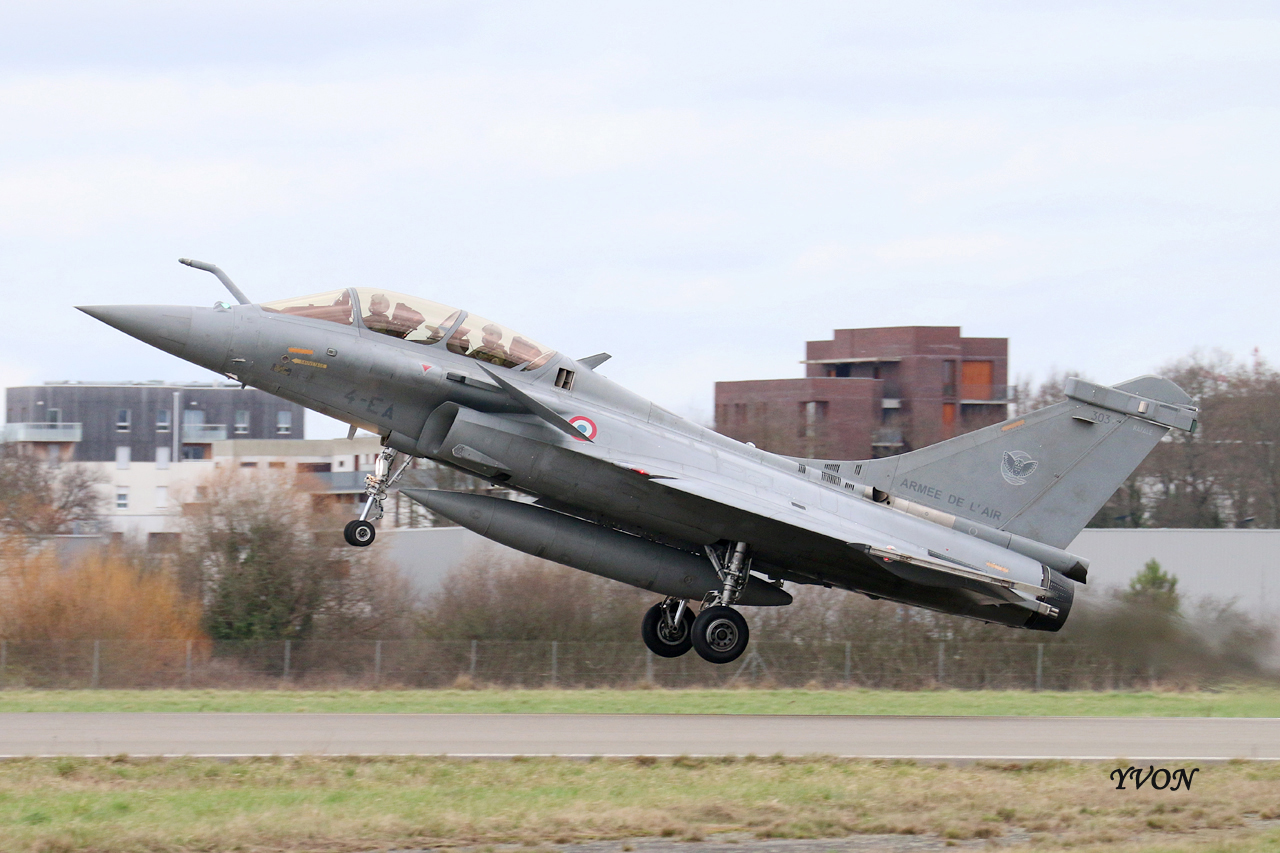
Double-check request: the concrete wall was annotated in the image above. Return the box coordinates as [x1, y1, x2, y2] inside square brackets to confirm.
[379, 526, 519, 597]
[1069, 528, 1280, 622]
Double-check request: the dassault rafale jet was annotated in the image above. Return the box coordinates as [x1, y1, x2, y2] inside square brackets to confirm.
[80, 260, 1198, 664]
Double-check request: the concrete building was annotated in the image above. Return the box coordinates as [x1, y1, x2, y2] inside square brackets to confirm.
[715, 326, 1010, 459]
[3, 381, 487, 542]
[4, 380, 307, 465]
[4, 381, 313, 538]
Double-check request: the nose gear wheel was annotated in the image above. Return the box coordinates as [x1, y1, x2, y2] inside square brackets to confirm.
[344, 519, 376, 547]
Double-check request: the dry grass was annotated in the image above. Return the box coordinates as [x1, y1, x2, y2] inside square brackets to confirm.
[0, 756, 1276, 852]
[0, 541, 203, 644]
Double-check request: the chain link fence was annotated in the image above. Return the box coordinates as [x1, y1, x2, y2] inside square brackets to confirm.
[0, 638, 1179, 690]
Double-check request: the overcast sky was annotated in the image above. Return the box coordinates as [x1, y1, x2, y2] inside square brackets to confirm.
[3, 1, 1278, 436]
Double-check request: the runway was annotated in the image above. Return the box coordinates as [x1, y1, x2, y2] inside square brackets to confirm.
[1, 713, 1277, 760]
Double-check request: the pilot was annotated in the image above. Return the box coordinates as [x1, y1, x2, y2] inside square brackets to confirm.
[470, 324, 510, 365]
[509, 336, 543, 366]
[362, 294, 394, 335]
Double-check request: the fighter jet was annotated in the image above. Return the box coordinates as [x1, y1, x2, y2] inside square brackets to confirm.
[79, 260, 1198, 664]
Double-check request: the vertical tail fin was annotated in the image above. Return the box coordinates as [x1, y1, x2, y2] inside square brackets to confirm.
[844, 376, 1197, 549]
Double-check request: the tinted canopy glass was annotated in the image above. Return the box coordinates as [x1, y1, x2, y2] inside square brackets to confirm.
[353, 288, 555, 371]
[260, 290, 353, 325]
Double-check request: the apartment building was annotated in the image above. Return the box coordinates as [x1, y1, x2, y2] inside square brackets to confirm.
[715, 326, 1011, 459]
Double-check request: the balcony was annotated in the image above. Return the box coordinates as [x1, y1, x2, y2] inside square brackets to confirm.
[871, 427, 904, 447]
[181, 423, 228, 443]
[954, 384, 1016, 403]
[2, 422, 83, 442]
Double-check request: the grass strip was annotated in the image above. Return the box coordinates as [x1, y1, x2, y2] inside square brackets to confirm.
[0, 687, 1278, 716]
[0, 755, 1276, 853]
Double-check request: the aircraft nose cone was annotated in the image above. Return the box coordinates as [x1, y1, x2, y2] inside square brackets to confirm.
[79, 304, 236, 376]
[78, 305, 192, 358]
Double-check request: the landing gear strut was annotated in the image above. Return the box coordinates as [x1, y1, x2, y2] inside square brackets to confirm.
[640, 541, 755, 665]
[344, 445, 413, 547]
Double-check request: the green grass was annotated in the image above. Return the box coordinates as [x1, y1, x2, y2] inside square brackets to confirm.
[0, 686, 1278, 715]
[0, 755, 1276, 853]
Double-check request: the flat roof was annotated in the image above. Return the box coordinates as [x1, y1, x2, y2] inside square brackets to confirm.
[34, 381, 244, 388]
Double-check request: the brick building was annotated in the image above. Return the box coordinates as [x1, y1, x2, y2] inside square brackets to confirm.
[715, 326, 1010, 460]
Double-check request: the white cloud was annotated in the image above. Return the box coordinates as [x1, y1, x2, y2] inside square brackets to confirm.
[0, 1, 1279, 419]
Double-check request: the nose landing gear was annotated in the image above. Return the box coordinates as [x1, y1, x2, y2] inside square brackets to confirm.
[344, 445, 413, 547]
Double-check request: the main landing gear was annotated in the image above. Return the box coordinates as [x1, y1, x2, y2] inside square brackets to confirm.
[639, 541, 754, 665]
[344, 445, 413, 547]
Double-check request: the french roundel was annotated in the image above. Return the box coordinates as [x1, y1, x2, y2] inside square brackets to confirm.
[568, 416, 597, 440]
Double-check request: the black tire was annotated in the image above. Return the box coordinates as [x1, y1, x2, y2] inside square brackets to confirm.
[344, 519, 376, 547]
[691, 605, 749, 664]
[641, 602, 695, 658]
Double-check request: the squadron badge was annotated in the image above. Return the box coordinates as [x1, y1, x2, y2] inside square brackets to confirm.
[1001, 450, 1038, 486]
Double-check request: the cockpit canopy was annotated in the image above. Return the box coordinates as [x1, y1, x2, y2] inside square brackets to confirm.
[260, 288, 556, 371]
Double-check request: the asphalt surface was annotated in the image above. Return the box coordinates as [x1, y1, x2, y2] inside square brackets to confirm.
[1, 713, 1277, 760]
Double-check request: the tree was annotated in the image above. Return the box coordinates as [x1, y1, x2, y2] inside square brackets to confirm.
[0, 446, 103, 535]
[1213, 350, 1280, 527]
[177, 470, 416, 641]
[1126, 558, 1180, 613]
[1014, 368, 1090, 417]
[1140, 352, 1233, 528]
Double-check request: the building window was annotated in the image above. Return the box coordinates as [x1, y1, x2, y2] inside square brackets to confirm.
[240, 461, 258, 468]
[115, 488, 129, 510]
[115, 446, 131, 470]
[156, 409, 171, 432]
[235, 410, 250, 434]
[155, 446, 170, 470]
[154, 486, 168, 508]
[799, 401, 828, 439]
[276, 411, 292, 434]
[268, 461, 286, 469]
[116, 409, 131, 432]
[46, 408, 61, 424]
[960, 360, 994, 400]
[943, 361, 957, 398]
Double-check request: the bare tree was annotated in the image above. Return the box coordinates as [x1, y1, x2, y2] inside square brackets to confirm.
[1014, 368, 1091, 417]
[419, 549, 651, 641]
[1140, 351, 1235, 528]
[1215, 351, 1280, 527]
[0, 446, 103, 535]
